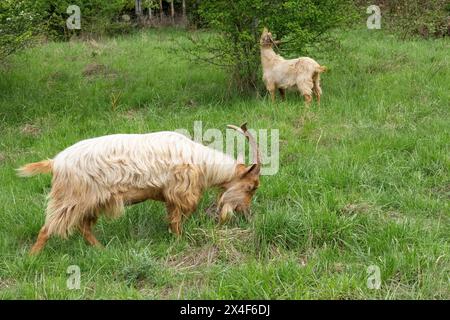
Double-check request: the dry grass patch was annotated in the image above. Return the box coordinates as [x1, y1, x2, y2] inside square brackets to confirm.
[82, 63, 117, 78]
[340, 202, 373, 215]
[180, 227, 253, 265]
[166, 244, 219, 271]
[20, 123, 41, 137]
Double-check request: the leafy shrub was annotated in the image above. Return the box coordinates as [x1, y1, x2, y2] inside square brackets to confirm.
[0, 0, 40, 61]
[385, 0, 450, 38]
[34, 0, 130, 40]
[191, 0, 357, 92]
[358, 0, 450, 38]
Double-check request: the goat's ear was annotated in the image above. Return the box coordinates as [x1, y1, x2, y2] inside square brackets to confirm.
[240, 163, 260, 178]
[262, 27, 269, 34]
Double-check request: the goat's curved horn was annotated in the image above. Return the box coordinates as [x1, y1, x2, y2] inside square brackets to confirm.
[227, 123, 261, 169]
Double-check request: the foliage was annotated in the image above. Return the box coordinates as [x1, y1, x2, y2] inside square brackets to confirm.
[358, 0, 450, 38]
[385, 0, 450, 38]
[0, 0, 40, 61]
[192, 0, 357, 91]
[34, 0, 130, 40]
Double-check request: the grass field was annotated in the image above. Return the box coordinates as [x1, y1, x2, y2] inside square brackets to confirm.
[0, 28, 449, 299]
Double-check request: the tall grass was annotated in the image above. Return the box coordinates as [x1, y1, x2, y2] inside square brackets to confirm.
[0, 28, 448, 299]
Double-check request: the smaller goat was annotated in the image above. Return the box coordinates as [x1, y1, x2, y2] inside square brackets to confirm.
[260, 28, 327, 104]
[18, 124, 261, 255]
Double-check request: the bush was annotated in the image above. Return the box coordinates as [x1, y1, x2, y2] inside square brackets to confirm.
[358, 0, 450, 38]
[386, 0, 450, 38]
[0, 0, 40, 62]
[34, 0, 130, 40]
[192, 0, 357, 92]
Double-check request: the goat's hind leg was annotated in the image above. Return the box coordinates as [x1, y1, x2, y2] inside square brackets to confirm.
[297, 79, 314, 106]
[312, 73, 322, 105]
[313, 90, 321, 105]
[303, 92, 313, 106]
[30, 225, 51, 255]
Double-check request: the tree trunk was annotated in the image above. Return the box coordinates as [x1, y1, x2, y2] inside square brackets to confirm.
[135, 0, 143, 17]
[159, 0, 163, 21]
[148, 0, 152, 21]
[182, 0, 186, 19]
[170, 1, 175, 24]
[135, 0, 144, 25]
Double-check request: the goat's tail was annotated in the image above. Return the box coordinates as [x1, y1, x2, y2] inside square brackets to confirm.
[316, 65, 327, 73]
[17, 159, 53, 177]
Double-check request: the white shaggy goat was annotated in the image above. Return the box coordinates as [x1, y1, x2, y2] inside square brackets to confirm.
[260, 27, 327, 104]
[18, 124, 261, 254]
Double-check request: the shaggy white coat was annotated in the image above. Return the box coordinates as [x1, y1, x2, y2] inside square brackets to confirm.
[53, 132, 237, 189]
[20, 132, 239, 237]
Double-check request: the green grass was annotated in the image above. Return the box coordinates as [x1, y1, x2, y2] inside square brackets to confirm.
[0, 28, 449, 299]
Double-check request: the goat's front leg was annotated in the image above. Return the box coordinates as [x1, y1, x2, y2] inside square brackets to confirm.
[266, 83, 276, 103]
[270, 90, 276, 103]
[78, 215, 103, 247]
[166, 203, 183, 235]
[163, 164, 203, 235]
[166, 202, 198, 236]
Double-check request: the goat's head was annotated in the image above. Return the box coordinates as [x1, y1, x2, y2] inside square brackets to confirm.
[260, 27, 281, 48]
[217, 123, 261, 223]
